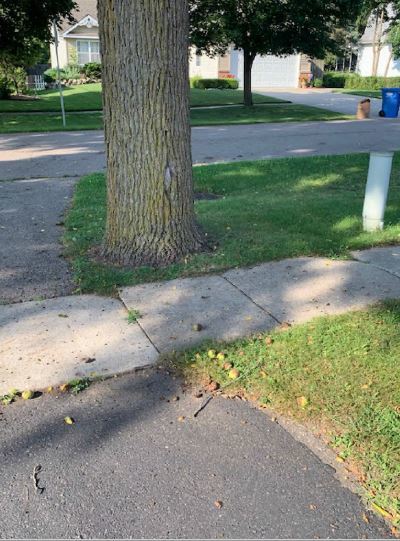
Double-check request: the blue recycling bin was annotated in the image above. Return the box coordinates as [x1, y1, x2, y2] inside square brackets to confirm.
[380, 88, 400, 118]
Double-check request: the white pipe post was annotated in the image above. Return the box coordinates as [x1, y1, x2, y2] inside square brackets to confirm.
[362, 151, 393, 231]
[53, 20, 66, 128]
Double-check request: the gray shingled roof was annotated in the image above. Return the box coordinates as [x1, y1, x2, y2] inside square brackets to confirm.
[359, 4, 397, 45]
[360, 19, 390, 44]
[59, 0, 97, 31]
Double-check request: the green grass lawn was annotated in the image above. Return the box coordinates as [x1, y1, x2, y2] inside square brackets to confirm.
[64, 153, 400, 296]
[189, 88, 286, 107]
[0, 83, 103, 112]
[0, 111, 103, 133]
[333, 89, 382, 99]
[0, 84, 283, 113]
[171, 302, 400, 524]
[0, 103, 349, 133]
[191, 103, 349, 125]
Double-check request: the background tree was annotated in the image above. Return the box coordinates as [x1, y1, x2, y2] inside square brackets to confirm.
[0, 0, 76, 60]
[385, 20, 400, 75]
[0, 0, 76, 95]
[323, 26, 360, 71]
[98, 0, 203, 266]
[190, 0, 364, 106]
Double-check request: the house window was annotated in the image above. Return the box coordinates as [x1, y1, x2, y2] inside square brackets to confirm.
[196, 54, 201, 67]
[76, 40, 100, 64]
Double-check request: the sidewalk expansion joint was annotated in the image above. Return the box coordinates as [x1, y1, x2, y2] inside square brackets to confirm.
[117, 294, 160, 354]
[352, 257, 400, 282]
[221, 274, 282, 325]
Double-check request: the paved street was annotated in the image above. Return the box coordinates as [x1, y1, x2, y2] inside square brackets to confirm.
[0, 368, 391, 539]
[1, 118, 400, 180]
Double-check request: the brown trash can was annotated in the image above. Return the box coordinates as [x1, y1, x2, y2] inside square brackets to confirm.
[357, 98, 371, 119]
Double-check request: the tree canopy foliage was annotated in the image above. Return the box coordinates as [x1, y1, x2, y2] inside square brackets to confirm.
[0, 0, 76, 64]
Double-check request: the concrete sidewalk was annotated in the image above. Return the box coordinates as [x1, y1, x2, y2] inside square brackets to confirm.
[2, 118, 400, 180]
[1, 246, 399, 395]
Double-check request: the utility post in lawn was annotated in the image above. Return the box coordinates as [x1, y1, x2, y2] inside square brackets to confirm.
[52, 20, 66, 128]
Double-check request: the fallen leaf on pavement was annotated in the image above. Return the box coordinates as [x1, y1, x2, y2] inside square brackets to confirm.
[64, 416, 75, 425]
[192, 323, 203, 332]
[214, 500, 223, 509]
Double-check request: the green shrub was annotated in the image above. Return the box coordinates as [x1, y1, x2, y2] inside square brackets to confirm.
[0, 75, 10, 99]
[63, 63, 82, 80]
[190, 75, 202, 88]
[344, 75, 400, 90]
[8, 67, 27, 94]
[0, 65, 27, 95]
[193, 77, 239, 90]
[44, 67, 65, 82]
[313, 78, 323, 88]
[323, 71, 400, 90]
[322, 71, 350, 88]
[82, 62, 101, 79]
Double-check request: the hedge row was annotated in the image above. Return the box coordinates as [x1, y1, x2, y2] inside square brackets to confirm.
[323, 71, 400, 90]
[192, 77, 239, 90]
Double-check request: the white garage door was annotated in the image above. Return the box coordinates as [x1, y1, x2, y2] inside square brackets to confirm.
[237, 53, 300, 88]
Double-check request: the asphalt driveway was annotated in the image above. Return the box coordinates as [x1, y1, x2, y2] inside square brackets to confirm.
[262, 88, 382, 117]
[0, 368, 392, 539]
[0, 177, 76, 303]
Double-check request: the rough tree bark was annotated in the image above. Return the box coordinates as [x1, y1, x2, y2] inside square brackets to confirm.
[98, 0, 203, 266]
[243, 50, 255, 106]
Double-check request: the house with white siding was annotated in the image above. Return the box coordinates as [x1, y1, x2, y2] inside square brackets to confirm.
[357, 7, 400, 77]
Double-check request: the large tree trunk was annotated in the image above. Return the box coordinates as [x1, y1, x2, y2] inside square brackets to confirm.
[243, 50, 255, 106]
[98, 0, 203, 266]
